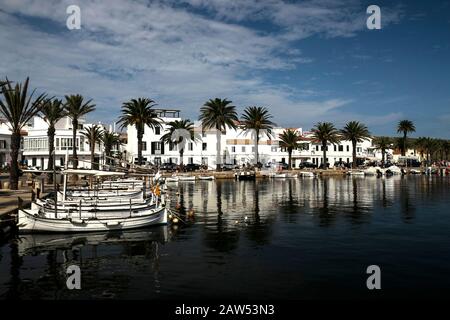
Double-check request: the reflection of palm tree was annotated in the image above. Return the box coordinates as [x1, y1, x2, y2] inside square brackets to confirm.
[317, 178, 333, 227]
[400, 178, 415, 222]
[5, 240, 23, 299]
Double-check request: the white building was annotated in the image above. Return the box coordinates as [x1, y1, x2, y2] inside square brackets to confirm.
[22, 116, 107, 169]
[126, 109, 374, 168]
[0, 119, 12, 168]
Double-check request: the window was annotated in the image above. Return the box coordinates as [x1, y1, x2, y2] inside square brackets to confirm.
[321, 146, 328, 151]
[271, 146, 277, 152]
[338, 145, 343, 152]
[346, 145, 349, 152]
[155, 127, 160, 135]
[32, 158, 36, 166]
[316, 145, 319, 151]
[347, 158, 350, 163]
[334, 145, 337, 152]
[188, 157, 193, 164]
[231, 146, 236, 153]
[60, 158, 64, 166]
[202, 132, 207, 138]
[357, 147, 362, 153]
[202, 143, 207, 151]
[142, 141, 147, 151]
[154, 157, 161, 165]
[188, 143, 193, 151]
[242, 146, 246, 152]
[154, 142, 161, 150]
[201, 157, 208, 166]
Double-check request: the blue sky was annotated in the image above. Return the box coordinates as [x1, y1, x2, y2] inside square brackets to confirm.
[1, 0, 449, 138]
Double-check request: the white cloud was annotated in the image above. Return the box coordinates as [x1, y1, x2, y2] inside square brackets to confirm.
[0, 0, 403, 131]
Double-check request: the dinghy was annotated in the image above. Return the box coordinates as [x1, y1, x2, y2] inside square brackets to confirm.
[198, 176, 215, 180]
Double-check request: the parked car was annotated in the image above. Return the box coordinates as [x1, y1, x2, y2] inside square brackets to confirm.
[299, 162, 317, 169]
[221, 163, 239, 171]
[184, 163, 201, 172]
[160, 162, 178, 171]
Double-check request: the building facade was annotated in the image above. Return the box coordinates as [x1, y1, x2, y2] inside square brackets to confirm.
[126, 109, 374, 168]
[0, 120, 12, 168]
[22, 116, 106, 169]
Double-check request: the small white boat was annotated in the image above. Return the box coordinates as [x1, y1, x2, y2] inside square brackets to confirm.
[409, 169, 422, 174]
[198, 176, 215, 180]
[299, 171, 315, 178]
[348, 170, 365, 176]
[178, 176, 196, 182]
[386, 165, 403, 175]
[270, 173, 298, 178]
[18, 203, 167, 233]
[165, 176, 179, 183]
[364, 166, 385, 176]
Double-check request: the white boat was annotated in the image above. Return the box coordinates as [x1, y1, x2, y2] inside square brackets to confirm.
[409, 169, 422, 174]
[364, 166, 385, 176]
[165, 176, 179, 183]
[299, 171, 315, 178]
[17, 202, 167, 233]
[178, 175, 196, 181]
[198, 176, 215, 180]
[347, 170, 365, 176]
[270, 173, 298, 178]
[386, 165, 403, 175]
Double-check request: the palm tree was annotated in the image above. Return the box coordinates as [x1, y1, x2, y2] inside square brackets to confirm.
[64, 94, 96, 169]
[101, 130, 122, 166]
[414, 137, 428, 165]
[40, 99, 66, 182]
[278, 129, 301, 170]
[81, 124, 103, 170]
[397, 120, 416, 156]
[311, 122, 340, 170]
[340, 121, 371, 169]
[241, 106, 275, 165]
[199, 98, 238, 171]
[117, 98, 161, 166]
[373, 136, 392, 167]
[0, 77, 46, 189]
[160, 119, 196, 167]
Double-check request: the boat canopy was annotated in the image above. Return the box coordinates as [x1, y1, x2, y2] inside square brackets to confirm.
[62, 169, 126, 176]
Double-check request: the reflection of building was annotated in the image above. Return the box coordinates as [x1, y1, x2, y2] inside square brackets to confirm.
[126, 109, 374, 168]
[22, 116, 106, 169]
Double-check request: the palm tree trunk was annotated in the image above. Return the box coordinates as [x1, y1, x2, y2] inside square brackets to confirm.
[179, 148, 184, 167]
[402, 131, 407, 156]
[255, 129, 259, 165]
[47, 126, 55, 184]
[352, 140, 357, 169]
[288, 149, 292, 170]
[216, 128, 221, 171]
[72, 119, 78, 169]
[381, 149, 385, 168]
[137, 127, 143, 166]
[9, 131, 21, 190]
[322, 141, 327, 170]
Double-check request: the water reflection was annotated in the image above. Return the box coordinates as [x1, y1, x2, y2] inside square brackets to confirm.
[1, 176, 449, 299]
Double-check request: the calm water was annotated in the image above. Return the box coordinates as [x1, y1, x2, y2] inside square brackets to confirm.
[1, 176, 449, 300]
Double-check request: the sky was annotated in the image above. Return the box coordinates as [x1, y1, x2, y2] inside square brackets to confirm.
[0, 0, 449, 138]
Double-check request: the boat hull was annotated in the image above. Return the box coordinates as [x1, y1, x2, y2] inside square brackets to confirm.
[18, 206, 167, 233]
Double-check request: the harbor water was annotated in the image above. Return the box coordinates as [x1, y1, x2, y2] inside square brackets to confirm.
[0, 175, 449, 299]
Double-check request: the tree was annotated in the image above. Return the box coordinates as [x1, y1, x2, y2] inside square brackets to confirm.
[397, 120, 415, 156]
[340, 121, 371, 169]
[81, 124, 103, 170]
[40, 99, 67, 182]
[101, 130, 122, 166]
[311, 122, 340, 170]
[373, 136, 392, 167]
[64, 94, 95, 169]
[118, 98, 161, 166]
[278, 129, 301, 170]
[199, 98, 238, 171]
[0, 77, 46, 189]
[241, 106, 275, 165]
[160, 119, 196, 167]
